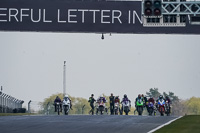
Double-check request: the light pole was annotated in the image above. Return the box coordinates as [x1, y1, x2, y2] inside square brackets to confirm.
[28, 100, 32, 113]
[63, 61, 66, 96]
[0, 86, 2, 95]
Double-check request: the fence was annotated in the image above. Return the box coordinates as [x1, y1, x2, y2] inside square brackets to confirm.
[0, 91, 24, 113]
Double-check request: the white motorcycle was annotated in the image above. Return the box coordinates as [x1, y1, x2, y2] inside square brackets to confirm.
[62, 97, 71, 115]
[114, 102, 120, 115]
[122, 101, 131, 115]
[96, 100, 106, 115]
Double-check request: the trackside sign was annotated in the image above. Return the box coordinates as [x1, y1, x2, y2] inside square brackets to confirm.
[0, 8, 142, 24]
[0, 0, 200, 34]
[0, 0, 143, 33]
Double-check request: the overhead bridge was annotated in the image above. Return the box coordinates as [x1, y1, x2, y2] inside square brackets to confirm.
[1, 0, 200, 34]
[142, 0, 200, 26]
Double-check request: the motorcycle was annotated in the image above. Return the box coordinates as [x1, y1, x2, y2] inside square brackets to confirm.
[122, 100, 131, 115]
[148, 102, 154, 116]
[165, 100, 170, 116]
[55, 102, 61, 115]
[136, 99, 143, 116]
[114, 102, 120, 115]
[96, 100, 105, 115]
[62, 97, 71, 115]
[158, 99, 165, 116]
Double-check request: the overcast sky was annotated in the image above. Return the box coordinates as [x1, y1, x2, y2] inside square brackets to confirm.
[0, 32, 200, 107]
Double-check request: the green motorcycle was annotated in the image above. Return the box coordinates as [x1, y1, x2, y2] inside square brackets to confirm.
[136, 99, 144, 115]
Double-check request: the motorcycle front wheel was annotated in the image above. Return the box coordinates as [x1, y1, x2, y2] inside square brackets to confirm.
[64, 106, 69, 115]
[138, 106, 143, 116]
[160, 108, 164, 116]
[115, 109, 118, 115]
[149, 108, 153, 116]
[57, 105, 60, 115]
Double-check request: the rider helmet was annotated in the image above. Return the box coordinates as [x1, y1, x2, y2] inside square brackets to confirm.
[138, 94, 141, 98]
[91, 94, 94, 97]
[64, 94, 69, 98]
[124, 94, 127, 98]
[159, 95, 163, 99]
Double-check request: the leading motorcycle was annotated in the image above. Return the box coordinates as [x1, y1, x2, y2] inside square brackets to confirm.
[62, 97, 71, 115]
[55, 102, 61, 115]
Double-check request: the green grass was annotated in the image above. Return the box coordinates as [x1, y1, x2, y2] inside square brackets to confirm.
[0, 113, 36, 116]
[155, 115, 200, 133]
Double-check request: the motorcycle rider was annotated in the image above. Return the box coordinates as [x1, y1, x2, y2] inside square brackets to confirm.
[156, 95, 164, 109]
[142, 94, 148, 109]
[148, 96, 155, 114]
[97, 95, 107, 103]
[114, 96, 121, 114]
[165, 96, 171, 104]
[135, 94, 143, 109]
[54, 96, 62, 112]
[135, 94, 142, 104]
[165, 96, 171, 113]
[114, 96, 120, 104]
[121, 94, 131, 113]
[148, 96, 155, 104]
[109, 93, 115, 115]
[88, 94, 96, 115]
[63, 94, 72, 109]
[97, 95, 107, 114]
[157, 95, 164, 101]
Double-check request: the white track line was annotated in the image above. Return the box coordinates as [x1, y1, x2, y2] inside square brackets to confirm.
[147, 116, 183, 133]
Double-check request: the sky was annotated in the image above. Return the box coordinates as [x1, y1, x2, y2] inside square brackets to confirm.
[0, 32, 200, 107]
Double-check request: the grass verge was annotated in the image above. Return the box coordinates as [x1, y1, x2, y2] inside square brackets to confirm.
[154, 115, 200, 133]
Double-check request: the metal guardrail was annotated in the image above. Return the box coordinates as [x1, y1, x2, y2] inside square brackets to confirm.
[0, 90, 24, 113]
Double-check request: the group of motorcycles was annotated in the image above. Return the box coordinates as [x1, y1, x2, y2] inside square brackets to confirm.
[135, 98, 171, 116]
[95, 99, 131, 115]
[54, 96, 170, 116]
[54, 96, 71, 115]
[95, 97, 171, 116]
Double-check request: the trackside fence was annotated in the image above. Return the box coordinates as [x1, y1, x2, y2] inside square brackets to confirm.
[0, 92, 25, 113]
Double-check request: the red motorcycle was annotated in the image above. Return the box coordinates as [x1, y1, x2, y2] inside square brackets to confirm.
[157, 99, 165, 116]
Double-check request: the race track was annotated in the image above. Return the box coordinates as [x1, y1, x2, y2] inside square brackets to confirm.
[0, 115, 178, 133]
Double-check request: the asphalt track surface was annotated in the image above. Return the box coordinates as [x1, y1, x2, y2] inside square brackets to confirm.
[0, 115, 178, 133]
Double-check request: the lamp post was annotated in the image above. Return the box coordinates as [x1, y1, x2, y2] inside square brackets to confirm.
[28, 100, 32, 113]
[63, 61, 66, 96]
[2, 94, 7, 113]
[0, 86, 2, 95]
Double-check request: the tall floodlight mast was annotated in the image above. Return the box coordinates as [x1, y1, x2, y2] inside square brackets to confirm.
[63, 61, 66, 96]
